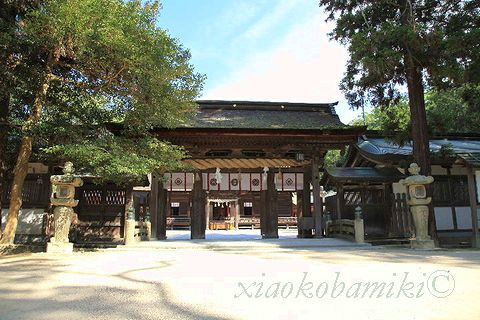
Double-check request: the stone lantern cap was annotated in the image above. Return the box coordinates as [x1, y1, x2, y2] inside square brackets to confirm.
[399, 163, 434, 186]
[50, 162, 83, 207]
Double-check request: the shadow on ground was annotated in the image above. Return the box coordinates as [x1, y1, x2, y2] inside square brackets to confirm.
[0, 256, 232, 320]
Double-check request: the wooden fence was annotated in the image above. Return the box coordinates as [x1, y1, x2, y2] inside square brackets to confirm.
[390, 193, 414, 238]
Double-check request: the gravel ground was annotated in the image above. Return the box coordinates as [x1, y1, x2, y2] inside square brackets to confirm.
[0, 246, 479, 320]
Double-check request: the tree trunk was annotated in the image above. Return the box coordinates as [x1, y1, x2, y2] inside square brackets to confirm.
[0, 74, 51, 244]
[405, 63, 431, 174]
[0, 137, 33, 243]
[405, 58, 438, 243]
[401, 0, 438, 243]
[0, 94, 9, 239]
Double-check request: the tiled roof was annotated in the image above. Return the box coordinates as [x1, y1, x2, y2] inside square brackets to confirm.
[325, 167, 405, 183]
[356, 136, 480, 166]
[177, 100, 349, 130]
[457, 153, 480, 167]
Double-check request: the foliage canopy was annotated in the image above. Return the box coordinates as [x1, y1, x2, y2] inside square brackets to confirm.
[4, 0, 204, 182]
[351, 85, 480, 140]
[319, 0, 480, 110]
[0, 0, 204, 243]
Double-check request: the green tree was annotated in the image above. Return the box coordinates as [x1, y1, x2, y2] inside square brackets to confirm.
[351, 86, 480, 137]
[0, 0, 204, 244]
[319, 0, 480, 242]
[319, 0, 480, 175]
[426, 85, 480, 134]
[0, 0, 46, 239]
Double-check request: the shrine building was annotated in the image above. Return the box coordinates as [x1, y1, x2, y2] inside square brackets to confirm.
[142, 100, 364, 239]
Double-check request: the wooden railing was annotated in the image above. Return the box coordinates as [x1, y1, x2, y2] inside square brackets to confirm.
[238, 216, 298, 229]
[165, 216, 298, 230]
[238, 217, 260, 229]
[278, 216, 297, 229]
[326, 218, 364, 243]
[167, 216, 191, 229]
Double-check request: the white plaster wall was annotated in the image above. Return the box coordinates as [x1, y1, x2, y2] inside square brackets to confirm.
[392, 182, 407, 194]
[478, 208, 480, 227]
[1, 208, 45, 235]
[434, 207, 454, 230]
[455, 207, 472, 229]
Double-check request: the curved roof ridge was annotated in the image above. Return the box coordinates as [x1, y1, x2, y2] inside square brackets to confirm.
[196, 100, 338, 114]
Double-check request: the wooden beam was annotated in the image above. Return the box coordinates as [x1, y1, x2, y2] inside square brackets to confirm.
[234, 201, 240, 230]
[149, 173, 159, 238]
[183, 158, 309, 170]
[336, 184, 344, 220]
[260, 170, 278, 239]
[260, 187, 267, 236]
[298, 166, 313, 238]
[311, 156, 323, 237]
[467, 164, 480, 248]
[156, 180, 167, 240]
[190, 172, 206, 239]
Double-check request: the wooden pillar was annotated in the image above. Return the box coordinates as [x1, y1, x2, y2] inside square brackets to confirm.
[235, 201, 240, 230]
[205, 200, 210, 230]
[467, 165, 480, 248]
[149, 173, 158, 238]
[312, 156, 323, 238]
[298, 167, 313, 238]
[260, 187, 267, 236]
[209, 202, 214, 226]
[336, 184, 344, 220]
[261, 169, 278, 239]
[156, 180, 167, 240]
[297, 191, 303, 217]
[191, 172, 206, 239]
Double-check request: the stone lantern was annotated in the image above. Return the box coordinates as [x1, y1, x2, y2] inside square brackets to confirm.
[400, 163, 435, 249]
[46, 162, 83, 253]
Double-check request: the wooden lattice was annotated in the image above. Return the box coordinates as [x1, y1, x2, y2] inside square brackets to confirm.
[106, 190, 126, 205]
[82, 190, 103, 205]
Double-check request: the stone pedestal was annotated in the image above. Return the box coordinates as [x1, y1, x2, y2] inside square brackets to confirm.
[46, 242, 74, 254]
[410, 205, 435, 249]
[124, 219, 136, 245]
[50, 206, 74, 243]
[354, 218, 365, 244]
[411, 205, 429, 238]
[410, 239, 435, 249]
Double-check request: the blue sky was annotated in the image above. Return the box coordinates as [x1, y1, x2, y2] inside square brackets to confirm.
[158, 0, 364, 124]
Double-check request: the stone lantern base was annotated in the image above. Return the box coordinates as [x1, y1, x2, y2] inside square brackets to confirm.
[410, 239, 435, 250]
[409, 205, 435, 249]
[46, 242, 74, 253]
